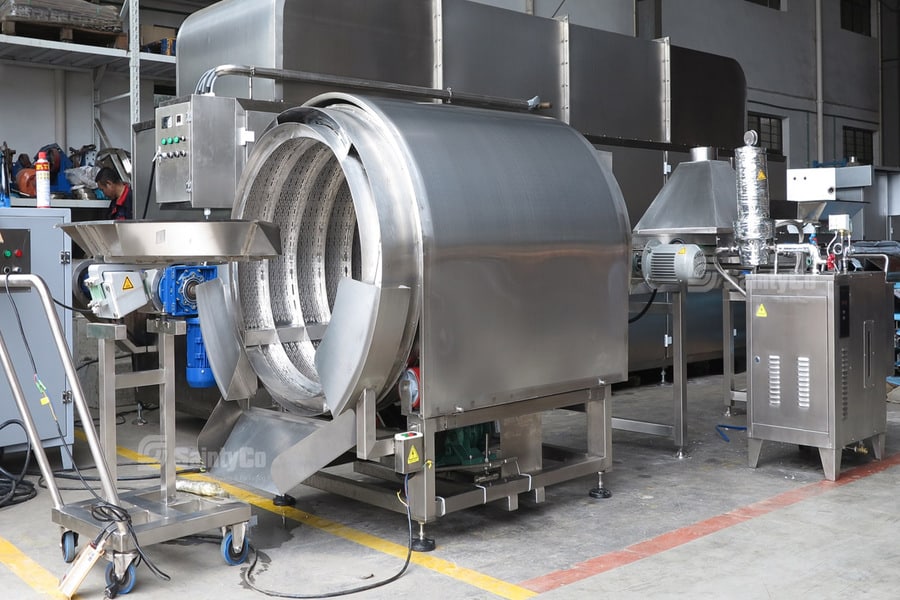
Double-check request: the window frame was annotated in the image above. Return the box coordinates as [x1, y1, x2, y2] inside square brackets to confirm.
[747, 112, 784, 154]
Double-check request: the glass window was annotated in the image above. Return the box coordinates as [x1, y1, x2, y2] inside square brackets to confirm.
[842, 126, 874, 164]
[841, 0, 871, 36]
[747, 112, 784, 154]
[745, 0, 782, 9]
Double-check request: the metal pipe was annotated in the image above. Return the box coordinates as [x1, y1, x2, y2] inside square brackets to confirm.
[195, 64, 547, 112]
[849, 253, 890, 274]
[0, 325, 64, 510]
[2, 274, 121, 505]
[54, 70, 66, 153]
[815, 0, 824, 164]
[713, 252, 747, 297]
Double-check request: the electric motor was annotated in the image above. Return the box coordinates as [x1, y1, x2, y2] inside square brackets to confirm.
[642, 242, 708, 286]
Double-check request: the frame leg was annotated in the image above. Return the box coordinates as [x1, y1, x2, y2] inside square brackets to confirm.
[748, 438, 763, 469]
[869, 433, 885, 460]
[818, 447, 841, 481]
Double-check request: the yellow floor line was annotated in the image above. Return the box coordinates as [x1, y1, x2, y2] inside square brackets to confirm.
[90, 436, 535, 600]
[0, 535, 66, 599]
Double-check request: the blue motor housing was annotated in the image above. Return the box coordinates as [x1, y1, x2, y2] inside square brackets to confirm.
[158, 265, 217, 317]
[185, 317, 215, 388]
[157, 265, 218, 388]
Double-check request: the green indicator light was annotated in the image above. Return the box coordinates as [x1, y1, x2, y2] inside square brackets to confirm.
[161, 138, 167, 145]
[3, 250, 10, 258]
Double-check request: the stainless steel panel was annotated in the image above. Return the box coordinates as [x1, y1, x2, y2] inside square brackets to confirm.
[177, 0, 282, 98]
[568, 25, 665, 141]
[746, 273, 892, 479]
[196, 276, 258, 401]
[394, 103, 630, 418]
[441, 0, 562, 119]
[315, 280, 410, 416]
[177, 0, 433, 101]
[748, 291, 830, 434]
[58, 220, 280, 264]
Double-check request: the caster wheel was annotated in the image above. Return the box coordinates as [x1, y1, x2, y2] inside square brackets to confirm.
[221, 531, 249, 566]
[60, 531, 78, 563]
[104, 561, 136, 596]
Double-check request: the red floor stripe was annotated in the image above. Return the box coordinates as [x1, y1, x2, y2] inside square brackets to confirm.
[521, 451, 900, 593]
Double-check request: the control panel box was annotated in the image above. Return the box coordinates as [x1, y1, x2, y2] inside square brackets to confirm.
[0, 228, 30, 275]
[154, 95, 280, 209]
[0, 208, 73, 464]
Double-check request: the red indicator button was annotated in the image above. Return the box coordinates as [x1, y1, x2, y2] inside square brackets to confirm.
[14, 249, 22, 258]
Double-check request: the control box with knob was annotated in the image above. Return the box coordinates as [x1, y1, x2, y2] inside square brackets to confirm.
[0, 228, 30, 275]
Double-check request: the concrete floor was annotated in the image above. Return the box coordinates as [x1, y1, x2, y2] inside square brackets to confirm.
[1, 372, 900, 599]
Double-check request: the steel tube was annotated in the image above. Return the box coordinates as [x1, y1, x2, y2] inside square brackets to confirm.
[195, 64, 544, 112]
[0, 324, 64, 510]
[2, 274, 121, 505]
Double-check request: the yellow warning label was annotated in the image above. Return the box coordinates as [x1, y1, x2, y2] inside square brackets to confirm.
[757, 170, 767, 181]
[407, 446, 420, 465]
[40, 395, 50, 406]
[677, 246, 687, 255]
[122, 276, 134, 291]
[756, 304, 768, 318]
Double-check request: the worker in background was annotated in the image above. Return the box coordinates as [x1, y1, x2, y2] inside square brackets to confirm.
[95, 167, 133, 220]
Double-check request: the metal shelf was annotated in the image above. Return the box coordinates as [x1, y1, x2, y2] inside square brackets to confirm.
[0, 34, 175, 80]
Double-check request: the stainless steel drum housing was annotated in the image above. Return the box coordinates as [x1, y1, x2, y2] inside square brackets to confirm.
[227, 93, 631, 419]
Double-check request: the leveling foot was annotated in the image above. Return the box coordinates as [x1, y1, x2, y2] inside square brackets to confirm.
[273, 494, 296, 507]
[412, 522, 436, 552]
[589, 472, 612, 499]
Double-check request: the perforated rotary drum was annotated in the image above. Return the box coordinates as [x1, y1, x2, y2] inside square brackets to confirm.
[223, 93, 631, 419]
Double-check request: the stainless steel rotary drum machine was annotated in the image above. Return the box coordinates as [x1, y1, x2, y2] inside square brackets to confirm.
[201, 93, 630, 532]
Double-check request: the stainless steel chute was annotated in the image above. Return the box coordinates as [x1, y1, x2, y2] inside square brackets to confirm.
[203, 94, 630, 505]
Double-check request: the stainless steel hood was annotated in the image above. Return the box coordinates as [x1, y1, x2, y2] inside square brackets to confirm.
[633, 158, 738, 240]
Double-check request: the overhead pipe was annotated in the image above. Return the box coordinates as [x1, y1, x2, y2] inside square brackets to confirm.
[815, 0, 824, 164]
[194, 64, 548, 112]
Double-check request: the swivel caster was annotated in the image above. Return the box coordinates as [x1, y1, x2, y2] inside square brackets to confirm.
[222, 530, 250, 565]
[60, 531, 78, 564]
[104, 561, 136, 597]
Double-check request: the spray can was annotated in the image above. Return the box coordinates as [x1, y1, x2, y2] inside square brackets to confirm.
[35, 151, 50, 208]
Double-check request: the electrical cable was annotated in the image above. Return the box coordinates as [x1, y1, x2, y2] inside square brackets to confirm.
[52, 295, 93, 315]
[1, 274, 169, 583]
[628, 289, 658, 324]
[0, 419, 36, 507]
[240, 474, 414, 598]
[141, 158, 157, 220]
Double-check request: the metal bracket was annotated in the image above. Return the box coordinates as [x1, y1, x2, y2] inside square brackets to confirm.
[59, 250, 71, 265]
[356, 388, 394, 460]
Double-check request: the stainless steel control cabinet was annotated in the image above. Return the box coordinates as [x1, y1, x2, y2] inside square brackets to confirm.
[746, 272, 892, 480]
[0, 208, 73, 466]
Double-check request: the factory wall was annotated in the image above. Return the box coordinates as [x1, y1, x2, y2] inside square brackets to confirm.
[0, 65, 92, 161]
[640, 0, 881, 169]
[470, 0, 635, 34]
